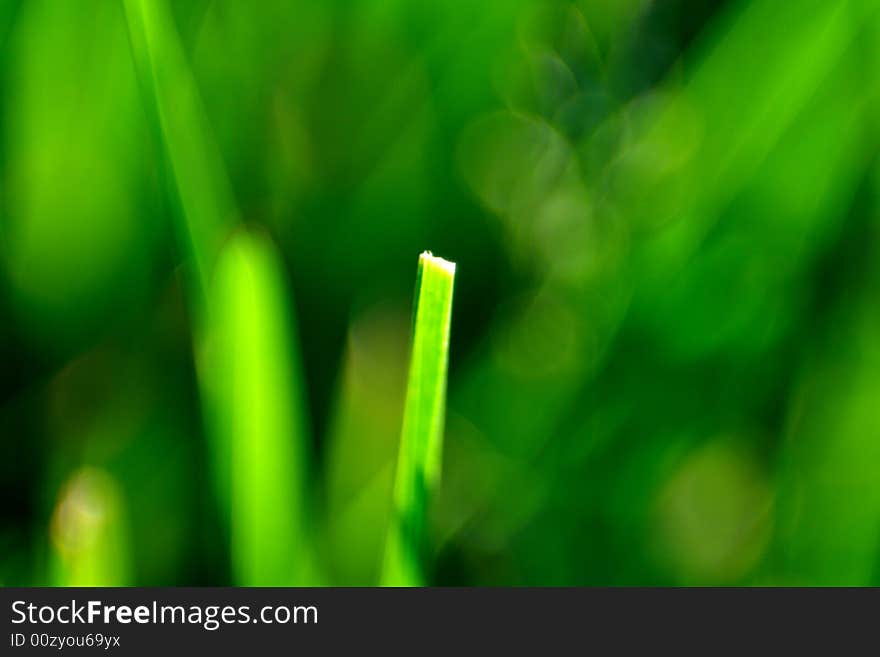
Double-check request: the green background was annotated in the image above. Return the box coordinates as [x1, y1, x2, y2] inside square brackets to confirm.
[2, 0, 880, 585]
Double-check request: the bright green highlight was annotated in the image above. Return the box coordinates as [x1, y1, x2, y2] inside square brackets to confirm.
[205, 231, 316, 586]
[50, 468, 131, 587]
[382, 252, 456, 586]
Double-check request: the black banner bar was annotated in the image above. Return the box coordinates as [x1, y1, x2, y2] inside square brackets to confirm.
[1, 588, 874, 654]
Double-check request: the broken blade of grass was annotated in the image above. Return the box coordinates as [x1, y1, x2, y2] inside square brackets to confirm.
[206, 230, 319, 586]
[381, 252, 456, 586]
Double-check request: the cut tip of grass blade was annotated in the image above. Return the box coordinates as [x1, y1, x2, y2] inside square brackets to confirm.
[420, 251, 457, 277]
[382, 251, 456, 586]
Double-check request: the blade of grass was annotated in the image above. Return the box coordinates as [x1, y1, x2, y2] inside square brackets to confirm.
[122, 0, 317, 585]
[634, 0, 868, 277]
[122, 0, 235, 296]
[206, 230, 318, 585]
[381, 252, 456, 586]
[322, 306, 411, 585]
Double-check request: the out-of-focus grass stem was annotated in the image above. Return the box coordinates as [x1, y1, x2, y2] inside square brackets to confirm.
[122, 0, 234, 295]
[122, 0, 317, 585]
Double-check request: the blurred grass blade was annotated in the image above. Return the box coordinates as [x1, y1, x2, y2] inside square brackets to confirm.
[774, 289, 880, 584]
[122, 0, 235, 294]
[206, 230, 317, 586]
[322, 306, 411, 585]
[50, 468, 131, 586]
[382, 252, 455, 586]
[635, 0, 864, 273]
[123, 0, 317, 584]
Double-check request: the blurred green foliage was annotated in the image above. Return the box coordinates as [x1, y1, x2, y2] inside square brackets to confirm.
[2, 0, 880, 585]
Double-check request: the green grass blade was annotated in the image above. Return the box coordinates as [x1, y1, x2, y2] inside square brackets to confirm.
[773, 291, 880, 584]
[122, 0, 235, 294]
[205, 230, 317, 585]
[322, 306, 410, 585]
[122, 1, 317, 585]
[634, 0, 864, 274]
[382, 252, 455, 586]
